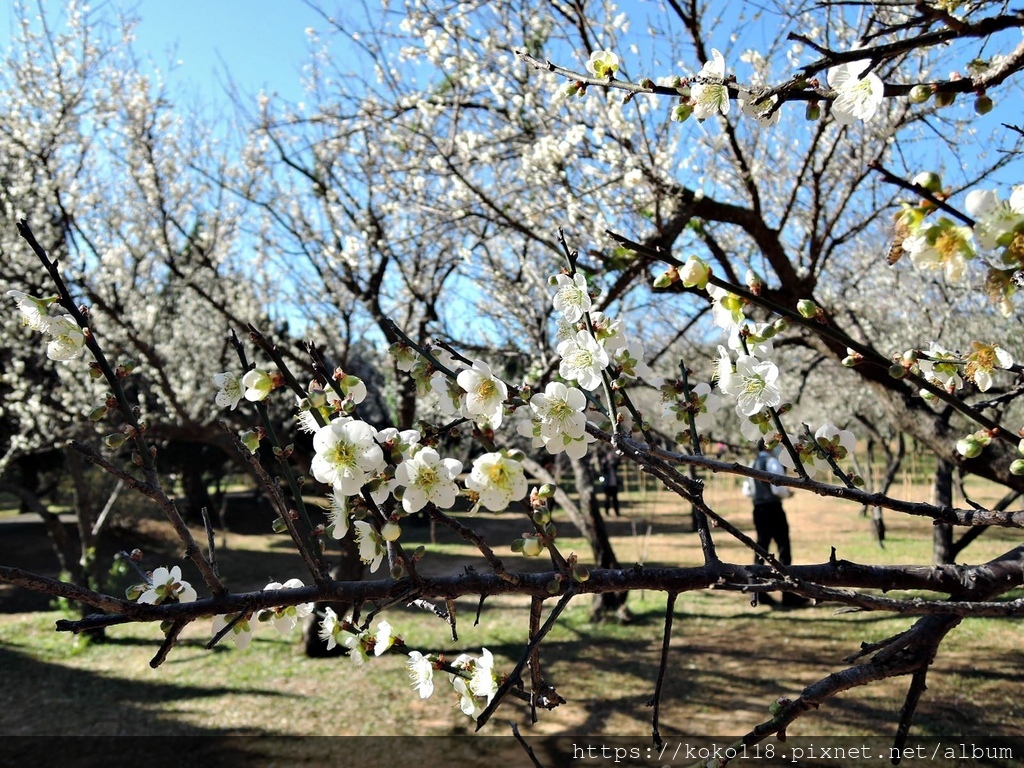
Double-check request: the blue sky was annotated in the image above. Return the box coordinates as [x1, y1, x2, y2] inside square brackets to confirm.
[2, 1, 326, 108]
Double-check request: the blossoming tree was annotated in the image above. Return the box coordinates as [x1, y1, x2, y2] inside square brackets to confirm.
[3, 0, 1024, 760]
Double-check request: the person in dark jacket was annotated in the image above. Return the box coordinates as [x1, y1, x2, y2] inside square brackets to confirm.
[745, 440, 807, 607]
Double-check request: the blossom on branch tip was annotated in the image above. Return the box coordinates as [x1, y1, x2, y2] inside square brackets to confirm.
[917, 342, 963, 392]
[7, 290, 54, 332]
[45, 316, 86, 362]
[373, 620, 397, 656]
[903, 219, 974, 283]
[551, 273, 591, 323]
[318, 607, 345, 651]
[530, 382, 587, 441]
[211, 613, 254, 650]
[242, 369, 274, 402]
[407, 651, 435, 699]
[395, 447, 463, 513]
[352, 520, 386, 572]
[718, 354, 782, 417]
[213, 372, 244, 410]
[557, 330, 609, 391]
[690, 49, 730, 119]
[457, 360, 508, 428]
[137, 565, 197, 605]
[827, 60, 884, 125]
[585, 49, 619, 79]
[466, 452, 528, 512]
[260, 578, 314, 635]
[311, 419, 385, 495]
[965, 188, 1024, 251]
[964, 342, 1012, 392]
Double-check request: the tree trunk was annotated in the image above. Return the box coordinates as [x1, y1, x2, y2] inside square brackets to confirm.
[65, 446, 107, 640]
[932, 457, 954, 566]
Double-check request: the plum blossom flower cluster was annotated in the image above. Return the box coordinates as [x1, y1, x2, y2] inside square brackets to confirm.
[7, 291, 86, 362]
[202, 578, 314, 650]
[896, 177, 1024, 313]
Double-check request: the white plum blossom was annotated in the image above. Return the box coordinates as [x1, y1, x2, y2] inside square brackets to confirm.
[457, 360, 508, 428]
[211, 613, 254, 650]
[242, 369, 274, 401]
[585, 49, 619, 79]
[470, 647, 499, 700]
[965, 188, 1024, 250]
[614, 337, 661, 385]
[45, 316, 86, 362]
[7, 290, 53, 332]
[918, 342, 963, 391]
[727, 323, 774, 357]
[448, 651, 497, 717]
[707, 284, 746, 329]
[690, 49, 730, 119]
[327, 490, 350, 539]
[828, 60, 884, 124]
[740, 93, 780, 127]
[965, 342, 1013, 392]
[373, 620, 396, 656]
[344, 630, 371, 666]
[466, 452, 528, 512]
[557, 330, 609, 391]
[664, 382, 722, 432]
[260, 578, 314, 635]
[214, 372, 244, 410]
[318, 607, 345, 651]
[551, 273, 591, 323]
[719, 354, 782, 416]
[407, 651, 435, 699]
[395, 447, 463, 513]
[137, 565, 197, 605]
[529, 382, 587, 441]
[311, 419, 385, 495]
[352, 520, 386, 572]
[903, 220, 975, 283]
[588, 311, 626, 353]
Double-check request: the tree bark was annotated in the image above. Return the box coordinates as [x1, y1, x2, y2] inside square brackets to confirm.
[932, 457, 954, 566]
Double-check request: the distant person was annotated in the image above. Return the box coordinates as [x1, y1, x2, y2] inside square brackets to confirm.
[600, 452, 621, 517]
[743, 440, 806, 607]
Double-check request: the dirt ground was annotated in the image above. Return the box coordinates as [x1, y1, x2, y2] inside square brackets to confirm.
[1, 474, 1022, 759]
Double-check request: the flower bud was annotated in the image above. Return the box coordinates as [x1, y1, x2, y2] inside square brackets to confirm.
[537, 483, 555, 500]
[104, 432, 126, 449]
[974, 95, 993, 115]
[381, 521, 402, 542]
[522, 537, 544, 557]
[653, 266, 679, 288]
[532, 507, 552, 526]
[511, 538, 525, 553]
[89, 405, 109, 422]
[956, 437, 982, 459]
[1010, 459, 1024, 476]
[679, 257, 710, 289]
[804, 102, 821, 121]
[841, 356, 858, 368]
[547, 578, 562, 595]
[797, 299, 820, 319]
[240, 430, 260, 454]
[908, 85, 931, 104]
[772, 318, 789, 333]
[888, 364, 907, 379]
[671, 103, 693, 123]
[935, 91, 955, 108]
[912, 172, 942, 194]
[572, 563, 590, 582]
[272, 517, 288, 533]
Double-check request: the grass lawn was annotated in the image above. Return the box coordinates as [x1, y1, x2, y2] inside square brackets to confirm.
[1, 472, 1022, 765]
